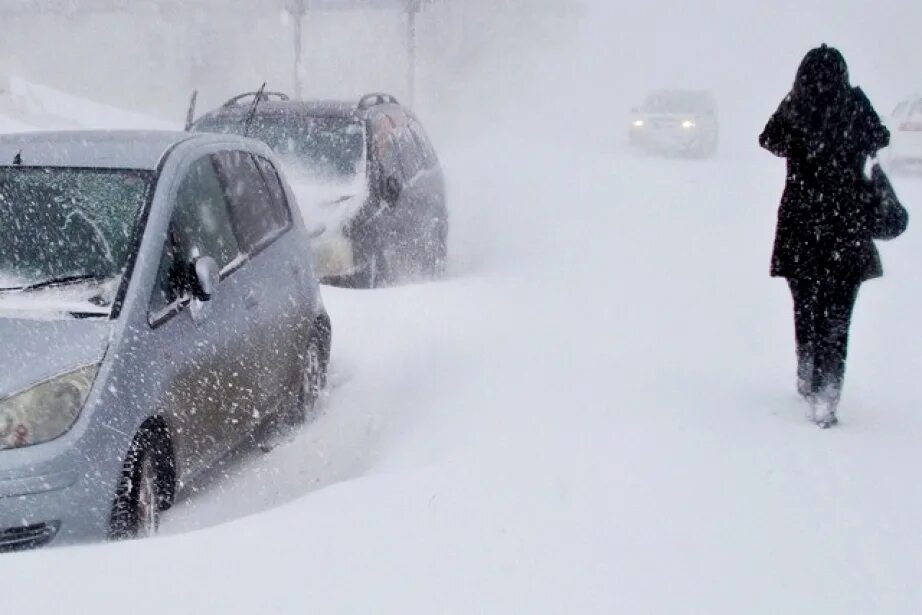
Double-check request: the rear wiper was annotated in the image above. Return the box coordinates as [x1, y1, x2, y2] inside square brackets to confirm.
[0, 273, 111, 293]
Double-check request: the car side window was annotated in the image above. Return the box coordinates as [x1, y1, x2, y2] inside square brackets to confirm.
[409, 121, 438, 169]
[149, 155, 240, 319]
[149, 231, 183, 318]
[254, 156, 292, 230]
[213, 150, 287, 253]
[374, 132, 403, 184]
[395, 127, 423, 180]
[386, 109, 407, 129]
[371, 114, 395, 151]
[173, 156, 241, 268]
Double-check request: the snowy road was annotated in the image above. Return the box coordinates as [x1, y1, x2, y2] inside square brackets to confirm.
[3, 0, 922, 609]
[7, 118, 922, 612]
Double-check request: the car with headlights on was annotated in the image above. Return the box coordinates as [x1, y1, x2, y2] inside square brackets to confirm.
[0, 130, 331, 549]
[191, 91, 448, 288]
[887, 95, 922, 172]
[629, 90, 719, 158]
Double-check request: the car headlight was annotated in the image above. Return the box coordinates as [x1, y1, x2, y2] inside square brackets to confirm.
[311, 233, 355, 276]
[0, 365, 99, 450]
[632, 119, 645, 128]
[682, 120, 696, 129]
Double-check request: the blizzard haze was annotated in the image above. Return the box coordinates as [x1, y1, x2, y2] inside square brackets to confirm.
[4, 1, 922, 613]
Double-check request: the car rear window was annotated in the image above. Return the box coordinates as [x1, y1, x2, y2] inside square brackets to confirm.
[213, 150, 290, 253]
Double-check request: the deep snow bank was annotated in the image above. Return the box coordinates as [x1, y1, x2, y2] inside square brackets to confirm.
[0, 75, 171, 132]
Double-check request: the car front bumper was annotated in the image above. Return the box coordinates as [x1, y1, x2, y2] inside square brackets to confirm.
[0, 446, 114, 549]
[631, 126, 713, 150]
[311, 233, 357, 279]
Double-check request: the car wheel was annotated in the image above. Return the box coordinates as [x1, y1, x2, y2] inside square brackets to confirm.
[109, 428, 171, 540]
[255, 322, 330, 453]
[301, 323, 331, 414]
[353, 245, 389, 289]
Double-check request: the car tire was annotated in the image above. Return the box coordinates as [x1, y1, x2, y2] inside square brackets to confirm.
[255, 320, 331, 453]
[109, 426, 173, 540]
[352, 245, 389, 289]
[301, 320, 331, 415]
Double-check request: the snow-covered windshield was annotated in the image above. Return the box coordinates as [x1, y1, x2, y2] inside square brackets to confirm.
[0, 167, 151, 314]
[198, 115, 366, 183]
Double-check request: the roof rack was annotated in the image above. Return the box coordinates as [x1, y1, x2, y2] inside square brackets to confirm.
[357, 93, 400, 110]
[223, 91, 291, 108]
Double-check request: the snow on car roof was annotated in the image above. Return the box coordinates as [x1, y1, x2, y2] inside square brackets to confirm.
[0, 130, 240, 170]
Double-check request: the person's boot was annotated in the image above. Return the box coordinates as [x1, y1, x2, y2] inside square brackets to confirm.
[811, 384, 840, 428]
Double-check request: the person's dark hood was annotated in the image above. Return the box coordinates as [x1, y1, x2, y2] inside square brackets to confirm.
[793, 44, 850, 105]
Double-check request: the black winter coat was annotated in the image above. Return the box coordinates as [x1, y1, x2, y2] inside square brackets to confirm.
[760, 48, 889, 282]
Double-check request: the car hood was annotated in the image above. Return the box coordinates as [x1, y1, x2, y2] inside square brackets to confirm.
[636, 112, 706, 120]
[0, 318, 112, 398]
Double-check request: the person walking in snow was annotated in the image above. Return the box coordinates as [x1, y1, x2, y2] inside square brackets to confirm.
[760, 44, 890, 428]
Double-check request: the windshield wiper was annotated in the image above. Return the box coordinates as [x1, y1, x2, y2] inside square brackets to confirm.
[0, 273, 112, 293]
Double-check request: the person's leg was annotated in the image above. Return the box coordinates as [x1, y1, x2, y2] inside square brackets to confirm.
[788, 278, 818, 397]
[811, 279, 861, 424]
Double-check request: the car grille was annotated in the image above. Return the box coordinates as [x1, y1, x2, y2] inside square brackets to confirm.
[0, 522, 60, 552]
[650, 118, 681, 128]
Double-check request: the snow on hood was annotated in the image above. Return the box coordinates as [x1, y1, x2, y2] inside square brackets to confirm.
[0, 317, 111, 398]
[286, 167, 370, 239]
[0, 278, 119, 320]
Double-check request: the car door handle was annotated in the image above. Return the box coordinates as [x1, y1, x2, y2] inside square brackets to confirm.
[244, 292, 260, 310]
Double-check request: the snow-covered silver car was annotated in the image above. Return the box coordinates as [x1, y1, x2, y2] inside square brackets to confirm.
[0, 131, 331, 549]
[629, 90, 719, 158]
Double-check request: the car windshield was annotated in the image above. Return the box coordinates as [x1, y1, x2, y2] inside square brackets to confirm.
[643, 92, 714, 114]
[0, 167, 152, 315]
[197, 114, 366, 182]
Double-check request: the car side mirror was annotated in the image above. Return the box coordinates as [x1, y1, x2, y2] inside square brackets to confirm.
[383, 176, 402, 206]
[191, 256, 220, 302]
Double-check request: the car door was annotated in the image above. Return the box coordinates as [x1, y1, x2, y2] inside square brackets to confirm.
[252, 154, 313, 411]
[409, 119, 447, 234]
[392, 124, 433, 261]
[213, 150, 306, 423]
[367, 122, 405, 253]
[147, 153, 254, 476]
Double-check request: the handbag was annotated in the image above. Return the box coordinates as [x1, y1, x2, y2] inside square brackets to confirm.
[867, 162, 909, 240]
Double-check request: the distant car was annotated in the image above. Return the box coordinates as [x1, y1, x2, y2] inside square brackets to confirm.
[0, 131, 331, 549]
[887, 96, 922, 171]
[629, 90, 719, 158]
[191, 91, 448, 288]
